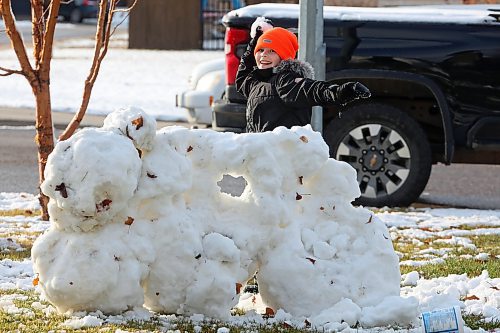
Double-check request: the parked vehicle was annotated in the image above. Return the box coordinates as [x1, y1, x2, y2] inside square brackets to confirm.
[176, 58, 225, 126]
[212, 3, 500, 207]
[59, 0, 99, 23]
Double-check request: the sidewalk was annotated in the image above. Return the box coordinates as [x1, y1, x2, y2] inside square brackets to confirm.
[0, 106, 181, 129]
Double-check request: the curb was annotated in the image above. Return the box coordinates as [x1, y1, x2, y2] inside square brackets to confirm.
[0, 106, 180, 129]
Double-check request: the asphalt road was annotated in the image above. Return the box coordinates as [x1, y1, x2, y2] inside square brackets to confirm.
[0, 19, 126, 49]
[1, 117, 499, 210]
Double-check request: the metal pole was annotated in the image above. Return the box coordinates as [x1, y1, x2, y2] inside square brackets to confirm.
[298, 0, 325, 134]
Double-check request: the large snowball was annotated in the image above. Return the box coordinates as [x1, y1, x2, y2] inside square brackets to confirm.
[41, 128, 142, 231]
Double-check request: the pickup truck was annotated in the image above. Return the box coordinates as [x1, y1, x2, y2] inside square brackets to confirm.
[212, 3, 500, 207]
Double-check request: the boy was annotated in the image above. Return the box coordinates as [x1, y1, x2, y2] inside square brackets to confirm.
[236, 18, 371, 133]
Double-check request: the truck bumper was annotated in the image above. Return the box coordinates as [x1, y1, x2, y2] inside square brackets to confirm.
[176, 90, 214, 125]
[176, 90, 213, 109]
[211, 99, 246, 133]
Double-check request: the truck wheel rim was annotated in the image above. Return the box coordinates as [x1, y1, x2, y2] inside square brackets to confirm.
[335, 124, 411, 199]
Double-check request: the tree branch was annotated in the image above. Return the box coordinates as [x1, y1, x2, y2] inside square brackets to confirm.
[0, 65, 25, 76]
[59, 0, 115, 140]
[30, 0, 45, 68]
[113, 0, 138, 12]
[108, 0, 137, 38]
[39, 0, 61, 82]
[0, 0, 37, 84]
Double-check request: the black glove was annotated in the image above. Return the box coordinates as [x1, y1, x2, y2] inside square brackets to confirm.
[248, 26, 264, 51]
[329, 82, 371, 106]
[240, 27, 264, 71]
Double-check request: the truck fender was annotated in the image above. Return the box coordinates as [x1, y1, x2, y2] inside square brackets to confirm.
[327, 69, 454, 164]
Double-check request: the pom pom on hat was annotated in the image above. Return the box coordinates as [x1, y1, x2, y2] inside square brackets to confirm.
[254, 27, 299, 60]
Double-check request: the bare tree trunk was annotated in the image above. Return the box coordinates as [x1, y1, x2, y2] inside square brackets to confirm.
[33, 84, 54, 220]
[0, 0, 59, 220]
[34, 0, 59, 220]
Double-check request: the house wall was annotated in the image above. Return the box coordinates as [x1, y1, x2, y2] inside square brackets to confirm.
[129, 0, 202, 50]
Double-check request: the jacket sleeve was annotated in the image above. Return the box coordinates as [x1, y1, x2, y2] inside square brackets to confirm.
[235, 36, 259, 98]
[275, 72, 342, 107]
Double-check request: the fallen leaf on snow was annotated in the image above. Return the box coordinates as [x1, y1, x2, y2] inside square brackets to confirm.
[236, 283, 242, 294]
[131, 116, 144, 130]
[96, 199, 112, 213]
[465, 295, 480, 300]
[264, 307, 275, 317]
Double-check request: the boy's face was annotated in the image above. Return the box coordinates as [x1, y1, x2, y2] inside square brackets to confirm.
[255, 47, 281, 69]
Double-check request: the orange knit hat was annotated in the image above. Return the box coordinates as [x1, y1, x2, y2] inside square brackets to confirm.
[254, 27, 299, 60]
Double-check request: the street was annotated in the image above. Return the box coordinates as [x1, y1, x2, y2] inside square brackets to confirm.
[1, 123, 499, 210]
[0, 20, 127, 49]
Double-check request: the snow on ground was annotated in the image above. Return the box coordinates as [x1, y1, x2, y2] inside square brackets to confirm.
[0, 23, 222, 122]
[0, 192, 40, 211]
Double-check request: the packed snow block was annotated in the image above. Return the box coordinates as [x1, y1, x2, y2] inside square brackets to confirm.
[102, 106, 157, 152]
[40, 128, 142, 232]
[32, 107, 417, 326]
[31, 222, 155, 313]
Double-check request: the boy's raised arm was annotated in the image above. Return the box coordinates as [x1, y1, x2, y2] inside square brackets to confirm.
[235, 17, 273, 97]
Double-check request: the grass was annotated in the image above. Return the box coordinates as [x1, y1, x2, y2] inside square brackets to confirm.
[400, 257, 500, 279]
[471, 234, 500, 256]
[0, 311, 166, 333]
[0, 288, 318, 333]
[0, 232, 41, 261]
[0, 247, 32, 261]
[398, 233, 500, 279]
[0, 314, 321, 333]
[0, 209, 40, 217]
[0, 209, 43, 262]
[462, 313, 500, 331]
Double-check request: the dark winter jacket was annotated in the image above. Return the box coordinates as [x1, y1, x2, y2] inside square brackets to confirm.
[236, 39, 343, 133]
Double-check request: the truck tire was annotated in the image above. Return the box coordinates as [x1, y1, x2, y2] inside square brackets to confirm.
[324, 103, 432, 207]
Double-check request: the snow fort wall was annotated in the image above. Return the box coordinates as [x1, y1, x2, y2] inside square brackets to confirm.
[31, 107, 418, 326]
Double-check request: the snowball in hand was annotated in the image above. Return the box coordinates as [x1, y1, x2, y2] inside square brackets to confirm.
[32, 107, 416, 326]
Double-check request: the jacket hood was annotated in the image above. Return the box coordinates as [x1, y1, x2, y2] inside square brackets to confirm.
[274, 59, 315, 79]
